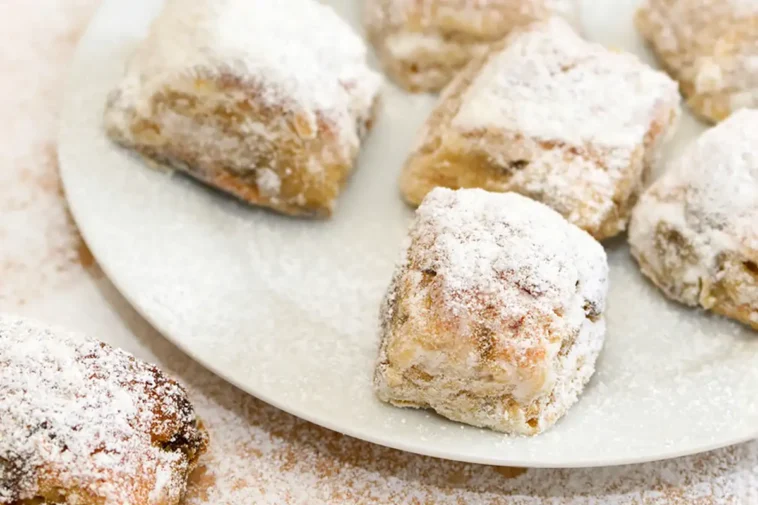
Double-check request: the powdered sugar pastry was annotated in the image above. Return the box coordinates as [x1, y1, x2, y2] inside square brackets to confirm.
[0, 316, 207, 505]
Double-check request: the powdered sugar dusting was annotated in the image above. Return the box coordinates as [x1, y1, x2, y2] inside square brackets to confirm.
[411, 188, 607, 322]
[672, 109, 758, 245]
[0, 0, 99, 305]
[104, 0, 382, 216]
[364, 0, 580, 91]
[0, 316, 207, 504]
[11, 275, 758, 505]
[13, 0, 758, 502]
[374, 189, 608, 434]
[401, 17, 679, 239]
[120, 0, 381, 125]
[631, 108, 758, 256]
[629, 109, 758, 315]
[9, 0, 758, 501]
[365, 0, 580, 38]
[255, 168, 282, 199]
[454, 18, 678, 150]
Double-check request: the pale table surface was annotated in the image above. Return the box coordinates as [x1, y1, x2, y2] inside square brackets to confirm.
[2, 1, 758, 503]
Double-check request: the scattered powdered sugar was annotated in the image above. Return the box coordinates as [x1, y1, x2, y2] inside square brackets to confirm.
[151, 295, 758, 505]
[9, 0, 758, 503]
[0, 0, 99, 305]
[0, 315, 206, 504]
[47, 296, 746, 505]
[454, 17, 678, 151]
[9, 273, 758, 505]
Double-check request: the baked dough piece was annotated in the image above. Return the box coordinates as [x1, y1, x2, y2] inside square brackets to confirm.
[104, 0, 382, 218]
[629, 109, 758, 330]
[636, 0, 758, 123]
[364, 0, 580, 92]
[374, 188, 609, 435]
[0, 316, 208, 505]
[401, 18, 681, 240]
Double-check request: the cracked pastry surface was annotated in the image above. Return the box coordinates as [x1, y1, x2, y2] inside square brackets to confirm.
[374, 188, 609, 435]
[364, 0, 580, 93]
[400, 18, 681, 240]
[0, 316, 208, 505]
[629, 109, 758, 330]
[636, 0, 758, 123]
[104, 0, 382, 218]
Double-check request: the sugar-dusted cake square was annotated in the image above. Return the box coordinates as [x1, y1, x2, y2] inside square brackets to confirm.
[401, 18, 680, 240]
[105, 0, 382, 218]
[629, 109, 758, 330]
[364, 0, 580, 92]
[637, 0, 758, 123]
[374, 188, 609, 435]
[0, 316, 208, 505]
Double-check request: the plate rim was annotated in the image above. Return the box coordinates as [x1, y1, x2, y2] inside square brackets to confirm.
[58, 0, 758, 468]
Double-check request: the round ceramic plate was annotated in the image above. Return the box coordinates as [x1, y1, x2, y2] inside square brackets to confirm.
[59, 0, 758, 468]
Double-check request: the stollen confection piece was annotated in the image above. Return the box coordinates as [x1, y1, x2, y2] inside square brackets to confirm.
[364, 0, 580, 92]
[401, 18, 681, 240]
[629, 109, 758, 330]
[636, 0, 758, 123]
[104, 0, 382, 218]
[374, 188, 609, 435]
[0, 316, 208, 505]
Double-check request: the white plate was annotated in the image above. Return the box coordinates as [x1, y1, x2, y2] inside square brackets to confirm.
[59, 0, 758, 468]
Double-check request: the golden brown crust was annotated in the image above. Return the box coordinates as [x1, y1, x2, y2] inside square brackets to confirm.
[364, 0, 579, 92]
[636, 0, 758, 123]
[105, 76, 379, 218]
[400, 20, 680, 240]
[703, 254, 758, 331]
[103, 0, 382, 218]
[628, 109, 758, 330]
[634, 225, 758, 331]
[374, 189, 608, 435]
